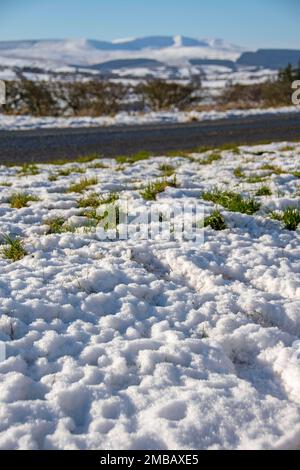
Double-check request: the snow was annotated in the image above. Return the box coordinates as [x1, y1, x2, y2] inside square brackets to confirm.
[0, 106, 299, 130]
[0, 37, 242, 70]
[0, 142, 300, 450]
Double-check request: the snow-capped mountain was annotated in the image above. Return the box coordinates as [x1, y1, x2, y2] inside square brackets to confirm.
[0, 35, 244, 69]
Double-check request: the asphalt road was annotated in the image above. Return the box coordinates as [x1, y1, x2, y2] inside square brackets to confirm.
[0, 112, 300, 164]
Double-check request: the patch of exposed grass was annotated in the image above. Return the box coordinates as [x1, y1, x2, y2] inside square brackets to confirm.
[0, 181, 12, 187]
[17, 164, 39, 176]
[246, 175, 267, 184]
[260, 164, 286, 175]
[280, 145, 295, 152]
[57, 167, 86, 177]
[77, 192, 119, 208]
[202, 189, 261, 215]
[165, 150, 195, 160]
[67, 177, 98, 193]
[49, 167, 86, 181]
[81, 205, 120, 230]
[159, 163, 176, 177]
[255, 186, 272, 196]
[89, 162, 108, 169]
[115, 165, 125, 172]
[217, 144, 240, 154]
[48, 174, 58, 182]
[270, 207, 300, 231]
[140, 176, 178, 201]
[46, 153, 101, 166]
[203, 210, 227, 231]
[76, 154, 100, 164]
[234, 167, 245, 178]
[199, 152, 222, 165]
[291, 171, 300, 178]
[1, 234, 27, 262]
[45, 217, 74, 234]
[197, 144, 240, 154]
[116, 151, 152, 164]
[9, 192, 39, 209]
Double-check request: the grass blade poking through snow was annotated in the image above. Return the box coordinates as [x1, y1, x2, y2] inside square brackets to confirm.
[9, 192, 39, 209]
[271, 207, 300, 231]
[203, 210, 227, 231]
[1, 234, 27, 262]
[255, 186, 272, 196]
[67, 177, 98, 193]
[45, 217, 75, 234]
[140, 176, 178, 201]
[202, 189, 261, 215]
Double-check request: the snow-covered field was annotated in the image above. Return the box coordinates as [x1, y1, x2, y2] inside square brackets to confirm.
[0, 106, 299, 130]
[0, 142, 300, 450]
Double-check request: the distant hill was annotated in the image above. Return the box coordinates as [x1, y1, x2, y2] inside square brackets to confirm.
[0, 36, 242, 70]
[190, 59, 236, 69]
[90, 58, 165, 71]
[237, 49, 300, 69]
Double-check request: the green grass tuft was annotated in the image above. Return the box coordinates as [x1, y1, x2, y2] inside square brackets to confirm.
[246, 175, 267, 184]
[159, 163, 176, 177]
[45, 217, 74, 234]
[140, 176, 178, 201]
[77, 192, 119, 208]
[270, 207, 300, 231]
[260, 164, 286, 175]
[17, 164, 39, 176]
[234, 167, 245, 178]
[1, 234, 27, 262]
[89, 162, 108, 169]
[199, 152, 222, 165]
[116, 151, 152, 164]
[202, 189, 261, 215]
[9, 192, 39, 209]
[67, 177, 98, 193]
[203, 210, 227, 231]
[255, 186, 272, 196]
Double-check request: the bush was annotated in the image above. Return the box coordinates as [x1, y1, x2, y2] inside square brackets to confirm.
[4, 79, 128, 117]
[137, 79, 200, 111]
[56, 80, 127, 116]
[219, 80, 292, 109]
[278, 62, 300, 83]
[5, 79, 59, 116]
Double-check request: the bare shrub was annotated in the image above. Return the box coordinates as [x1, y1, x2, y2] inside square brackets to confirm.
[137, 79, 200, 111]
[56, 80, 128, 116]
[4, 79, 59, 116]
[4, 79, 128, 117]
[218, 80, 292, 109]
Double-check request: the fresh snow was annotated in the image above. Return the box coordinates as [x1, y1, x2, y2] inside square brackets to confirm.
[0, 142, 300, 450]
[0, 106, 299, 131]
[0, 37, 242, 70]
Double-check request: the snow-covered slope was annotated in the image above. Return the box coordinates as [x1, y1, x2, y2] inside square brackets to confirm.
[0, 142, 300, 449]
[0, 36, 244, 69]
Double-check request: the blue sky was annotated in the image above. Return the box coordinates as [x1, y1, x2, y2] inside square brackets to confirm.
[0, 0, 299, 49]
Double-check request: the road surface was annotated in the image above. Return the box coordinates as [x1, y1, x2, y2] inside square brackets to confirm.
[0, 112, 300, 164]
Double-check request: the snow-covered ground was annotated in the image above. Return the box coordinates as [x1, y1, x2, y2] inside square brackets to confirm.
[0, 142, 299, 450]
[0, 106, 299, 130]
